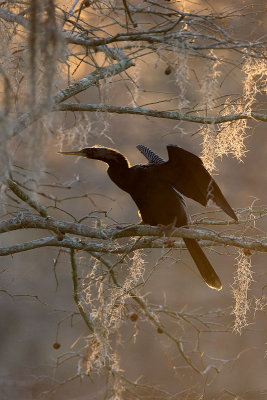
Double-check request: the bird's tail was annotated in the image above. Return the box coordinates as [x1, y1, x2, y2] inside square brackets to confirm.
[183, 238, 222, 290]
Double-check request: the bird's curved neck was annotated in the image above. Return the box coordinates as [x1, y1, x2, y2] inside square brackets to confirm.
[96, 149, 130, 191]
[91, 148, 129, 170]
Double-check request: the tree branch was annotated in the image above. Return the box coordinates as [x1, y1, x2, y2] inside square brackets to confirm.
[0, 7, 28, 28]
[1, 214, 267, 255]
[7, 179, 48, 218]
[55, 103, 267, 124]
[70, 249, 94, 332]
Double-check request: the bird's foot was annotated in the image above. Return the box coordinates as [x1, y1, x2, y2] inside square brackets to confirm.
[163, 237, 176, 247]
[158, 217, 177, 236]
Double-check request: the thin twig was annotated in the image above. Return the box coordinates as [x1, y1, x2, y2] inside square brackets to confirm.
[7, 179, 48, 218]
[70, 248, 94, 332]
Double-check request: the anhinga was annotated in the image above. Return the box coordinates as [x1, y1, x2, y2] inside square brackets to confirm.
[59, 145, 238, 290]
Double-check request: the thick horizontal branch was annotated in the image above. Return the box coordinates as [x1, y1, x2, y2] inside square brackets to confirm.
[55, 103, 267, 124]
[66, 30, 266, 56]
[0, 231, 266, 256]
[0, 235, 184, 256]
[1, 214, 267, 255]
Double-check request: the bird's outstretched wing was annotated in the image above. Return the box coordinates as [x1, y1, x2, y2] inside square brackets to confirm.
[137, 144, 237, 221]
[165, 145, 237, 220]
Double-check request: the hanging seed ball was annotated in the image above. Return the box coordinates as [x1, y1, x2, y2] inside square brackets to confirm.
[53, 342, 61, 349]
[157, 327, 163, 334]
[57, 231, 64, 241]
[83, 0, 91, 7]
[164, 65, 172, 75]
[130, 313, 138, 322]
[244, 248, 252, 256]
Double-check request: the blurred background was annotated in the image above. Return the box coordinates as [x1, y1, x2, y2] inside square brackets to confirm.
[0, 0, 267, 399]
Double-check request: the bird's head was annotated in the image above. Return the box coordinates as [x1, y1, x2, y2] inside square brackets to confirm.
[59, 146, 129, 168]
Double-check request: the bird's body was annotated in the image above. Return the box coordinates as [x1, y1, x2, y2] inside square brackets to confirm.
[59, 145, 238, 291]
[111, 164, 188, 227]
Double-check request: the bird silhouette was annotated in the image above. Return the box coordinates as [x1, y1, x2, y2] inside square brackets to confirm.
[59, 145, 238, 290]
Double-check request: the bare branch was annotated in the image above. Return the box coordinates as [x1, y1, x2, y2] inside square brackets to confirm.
[1, 214, 267, 255]
[70, 249, 94, 332]
[0, 7, 29, 28]
[55, 102, 267, 124]
[7, 179, 48, 218]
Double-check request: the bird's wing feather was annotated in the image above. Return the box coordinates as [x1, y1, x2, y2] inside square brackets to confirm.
[164, 145, 237, 220]
[136, 145, 165, 164]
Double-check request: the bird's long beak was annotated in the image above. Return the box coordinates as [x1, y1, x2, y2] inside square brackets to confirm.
[58, 151, 87, 157]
